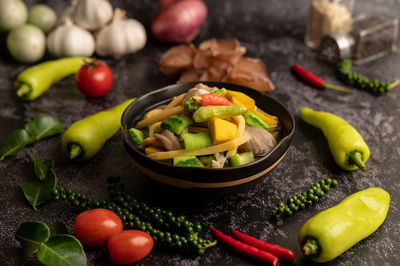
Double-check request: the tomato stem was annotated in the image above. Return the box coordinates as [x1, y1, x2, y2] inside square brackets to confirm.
[348, 151, 366, 171]
[303, 239, 319, 256]
[16, 83, 31, 98]
[69, 144, 82, 159]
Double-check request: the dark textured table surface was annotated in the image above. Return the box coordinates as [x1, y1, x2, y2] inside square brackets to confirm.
[1, 0, 399, 265]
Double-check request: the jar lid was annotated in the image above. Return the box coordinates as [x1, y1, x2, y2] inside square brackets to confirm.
[319, 33, 354, 62]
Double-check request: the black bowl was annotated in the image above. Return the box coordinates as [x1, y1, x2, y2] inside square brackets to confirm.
[121, 82, 294, 189]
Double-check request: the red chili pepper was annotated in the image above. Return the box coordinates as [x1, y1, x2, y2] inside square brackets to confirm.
[291, 64, 352, 93]
[232, 229, 296, 262]
[212, 228, 279, 266]
[201, 94, 233, 106]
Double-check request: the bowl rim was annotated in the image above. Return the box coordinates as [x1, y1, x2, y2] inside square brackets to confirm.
[121, 81, 295, 172]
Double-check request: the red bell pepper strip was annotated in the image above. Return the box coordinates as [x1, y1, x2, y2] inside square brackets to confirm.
[291, 64, 352, 93]
[212, 228, 279, 265]
[232, 229, 296, 262]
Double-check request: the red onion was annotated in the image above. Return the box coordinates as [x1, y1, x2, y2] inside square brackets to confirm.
[151, 0, 207, 43]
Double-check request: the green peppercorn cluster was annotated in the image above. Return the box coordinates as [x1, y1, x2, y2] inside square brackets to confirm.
[338, 59, 390, 94]
[51, 176, 216, 255]
[272, 178, 338, 220]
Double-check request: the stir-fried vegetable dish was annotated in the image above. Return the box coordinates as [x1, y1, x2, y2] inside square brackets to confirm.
[129, 83, 280, 168]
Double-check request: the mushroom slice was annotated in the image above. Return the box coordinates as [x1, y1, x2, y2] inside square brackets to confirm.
[211, 152, 227, 168]
[181, 83, 218, 103]
[154, 130, 181, 151]
[239, 126, 277, 156]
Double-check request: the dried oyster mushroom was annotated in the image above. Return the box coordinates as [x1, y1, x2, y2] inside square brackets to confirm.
[159, 38, 276, 93]
[159, 44, 197, 75]
[224, 57, 275, 92]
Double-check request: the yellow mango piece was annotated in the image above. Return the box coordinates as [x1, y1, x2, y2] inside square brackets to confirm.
[227, 90, 255, 112]
[145, 146, 164, 155]
[209, 117, 238, 144]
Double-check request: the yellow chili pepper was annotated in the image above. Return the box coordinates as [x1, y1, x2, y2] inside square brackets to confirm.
[300, 107, 370, 171]
[62, 98, 135, 161]
[298, 187, 390, 263]
[15, 57, 89, 101]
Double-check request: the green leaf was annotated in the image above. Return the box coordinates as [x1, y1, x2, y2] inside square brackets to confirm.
[0, 129, 29, 161]
[32, 150, 53, 181]
[24, 116, 64, 142]
[37, 235, 87, 266]
[49, 221, 69, 238]
[20, 168, 56, 210]
[15, 221, 50, 259]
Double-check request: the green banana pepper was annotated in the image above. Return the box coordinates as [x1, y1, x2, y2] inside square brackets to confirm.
[15, 57, 89, 101]
[192, 106, 247, 123]
[300, 107, 370, 171]
[62, 98, 135, 161]
[298, 187, 390, 263]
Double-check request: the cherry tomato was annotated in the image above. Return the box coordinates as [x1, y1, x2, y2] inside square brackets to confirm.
[74, 208, 123, 247]
[75, 60, 113, 97]
[107, 230, 153, 264]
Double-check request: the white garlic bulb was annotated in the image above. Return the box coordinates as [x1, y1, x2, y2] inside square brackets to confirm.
[72, 0, 113, 31]
[95, 9, 146, 58]
[47, 18, 95, 57]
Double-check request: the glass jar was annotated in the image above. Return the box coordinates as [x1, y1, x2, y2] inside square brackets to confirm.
[320, 14, 398, 64]
[305, 0, 355, 49]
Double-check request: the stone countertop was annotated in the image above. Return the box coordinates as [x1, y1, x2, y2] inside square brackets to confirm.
[1, 0, 399, 265]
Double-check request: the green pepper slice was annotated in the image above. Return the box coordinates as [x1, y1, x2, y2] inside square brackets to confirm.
[192, 106, 247, 123]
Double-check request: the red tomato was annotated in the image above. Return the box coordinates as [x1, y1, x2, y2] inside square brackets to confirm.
[107, 230, 153, 264]
[75, 60, 113, 97]
[74, 208, 123, 247]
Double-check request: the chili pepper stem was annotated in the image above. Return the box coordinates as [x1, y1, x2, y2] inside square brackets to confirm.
[303, 239, 319, 256]
[322, 83, 352, 93]
[348, 151, 366, 171]
[16, 84, 32, 98]
[69, 144, 82, 159]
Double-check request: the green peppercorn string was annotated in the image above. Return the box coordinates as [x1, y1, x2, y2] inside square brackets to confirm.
[51, 176, 216, 255]
[338, 59, 400, 94]
[272, 178, 338, 220]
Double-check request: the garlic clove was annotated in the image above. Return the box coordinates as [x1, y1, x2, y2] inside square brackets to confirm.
[95, 9, 146, 58]
[125, 20, 147, 51]
[47, 18, 95, 57]
[72, 0, 113, 31]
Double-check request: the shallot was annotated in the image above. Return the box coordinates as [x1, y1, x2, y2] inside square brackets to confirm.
[0, 0, 27, 32]
[151, 0, 207, 43]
